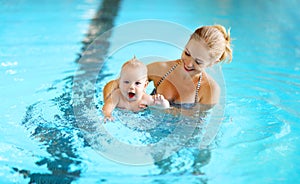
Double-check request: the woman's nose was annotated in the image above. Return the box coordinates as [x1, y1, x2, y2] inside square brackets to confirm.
[185, 58, 194, 67]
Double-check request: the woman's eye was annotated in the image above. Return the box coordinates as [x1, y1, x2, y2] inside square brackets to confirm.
[185, 51, 191, 56]
[195, 60, 202, 65]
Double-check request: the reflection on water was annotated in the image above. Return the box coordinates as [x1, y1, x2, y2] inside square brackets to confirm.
[21, 92, 83, 183]
[19, 0, 121, 183]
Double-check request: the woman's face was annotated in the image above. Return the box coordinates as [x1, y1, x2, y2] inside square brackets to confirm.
[181, 38, 216, 75]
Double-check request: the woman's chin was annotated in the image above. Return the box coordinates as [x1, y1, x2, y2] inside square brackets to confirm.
[185, 69, 198, 76]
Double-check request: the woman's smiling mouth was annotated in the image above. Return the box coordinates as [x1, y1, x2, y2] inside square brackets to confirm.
[184, 65, 194, 72]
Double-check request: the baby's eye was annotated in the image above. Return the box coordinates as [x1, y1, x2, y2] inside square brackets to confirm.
[135, 82, 142, 85]
[185, 51, 191, 56]
[124, 81, 130, 84]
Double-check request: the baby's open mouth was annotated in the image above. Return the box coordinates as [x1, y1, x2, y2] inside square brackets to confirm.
[128, 92, 135, 98]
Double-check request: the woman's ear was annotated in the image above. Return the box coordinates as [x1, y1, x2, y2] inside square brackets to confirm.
[209, 59, 219, 67]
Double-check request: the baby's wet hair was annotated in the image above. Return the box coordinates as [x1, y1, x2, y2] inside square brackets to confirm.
[121, 56, 148, 75]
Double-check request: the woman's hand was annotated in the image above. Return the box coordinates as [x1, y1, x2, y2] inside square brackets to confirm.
[138, 103, 148, 110]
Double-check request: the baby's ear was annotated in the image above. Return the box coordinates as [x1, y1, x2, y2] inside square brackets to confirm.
[144, 81, 149, 88]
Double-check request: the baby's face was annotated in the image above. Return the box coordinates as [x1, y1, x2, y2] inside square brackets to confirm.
[119, 67, 148, 102]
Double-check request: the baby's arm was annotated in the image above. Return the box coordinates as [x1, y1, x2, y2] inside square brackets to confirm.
[102, 90, 119, 122]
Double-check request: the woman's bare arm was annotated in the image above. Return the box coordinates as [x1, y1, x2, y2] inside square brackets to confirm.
[103, 79, 119, 102]
[199, 76, 220, 111]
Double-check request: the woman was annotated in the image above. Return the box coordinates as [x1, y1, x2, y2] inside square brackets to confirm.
[104, 24, 232, 110]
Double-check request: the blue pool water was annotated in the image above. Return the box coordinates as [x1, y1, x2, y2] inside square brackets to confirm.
[1, 0, 300, 183]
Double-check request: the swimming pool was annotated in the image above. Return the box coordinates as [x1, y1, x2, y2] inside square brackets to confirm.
[1, 0, 300, 183]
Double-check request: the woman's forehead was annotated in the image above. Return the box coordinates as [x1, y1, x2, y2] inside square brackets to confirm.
[186, 39, 211, 61]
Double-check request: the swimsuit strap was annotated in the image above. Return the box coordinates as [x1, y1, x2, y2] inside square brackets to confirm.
[156, 59, 203, 104]
[194, 72, 203, 103]
[156, 60, 182, 87]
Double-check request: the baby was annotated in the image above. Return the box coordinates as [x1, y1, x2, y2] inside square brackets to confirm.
[102, 57, 170, 122]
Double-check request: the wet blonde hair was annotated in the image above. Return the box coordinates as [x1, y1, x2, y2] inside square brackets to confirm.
[120, 56, 148, 78]
[190, 25, 233, 63]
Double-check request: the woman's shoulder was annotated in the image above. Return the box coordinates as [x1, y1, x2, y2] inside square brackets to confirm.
[205, 73, 220, 93]
[200, 72, 220, 104]
[147, 60, 178, 74]
[147, 60, 178, 68]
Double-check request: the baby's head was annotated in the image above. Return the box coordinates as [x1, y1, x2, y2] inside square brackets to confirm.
[119, 57, 148, 101]
[120, 56, 148, 80]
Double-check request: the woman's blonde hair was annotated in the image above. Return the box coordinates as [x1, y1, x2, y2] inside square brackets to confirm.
[191, 25, 233, 63]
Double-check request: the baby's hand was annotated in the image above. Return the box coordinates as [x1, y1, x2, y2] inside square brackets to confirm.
[153, 94, 165, 104]
[103, 115, 114, 123]
[152, 94, 170, 108]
